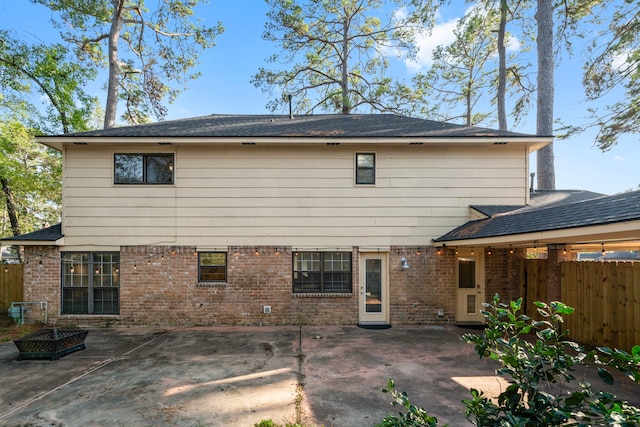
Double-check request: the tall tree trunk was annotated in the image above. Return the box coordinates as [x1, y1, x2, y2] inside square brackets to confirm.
[465, 71, 473, 126]
[341, 16, 350, 115]
[497, 0, 508, 131]
[1, 177, 21, 237]
[104, 0, 125, 129]
[536, 0, 555, 190]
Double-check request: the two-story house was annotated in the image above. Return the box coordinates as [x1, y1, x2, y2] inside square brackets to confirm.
[4, 114, 552, 327]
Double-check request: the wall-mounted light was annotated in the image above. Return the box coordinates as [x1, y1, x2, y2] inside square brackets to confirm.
[401, 257, 410, 269]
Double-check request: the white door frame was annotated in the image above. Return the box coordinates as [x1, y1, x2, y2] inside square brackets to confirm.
[358, 252, 390, 325]
[455, 249, 485, 324]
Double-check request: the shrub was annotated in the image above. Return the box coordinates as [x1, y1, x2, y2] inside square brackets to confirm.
[379, 295, 640, 426]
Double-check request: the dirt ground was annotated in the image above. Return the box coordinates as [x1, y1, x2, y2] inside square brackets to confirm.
[0, 314, 43, 343]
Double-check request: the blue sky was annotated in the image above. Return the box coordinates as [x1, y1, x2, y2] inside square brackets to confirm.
[2, 1, 638, 196]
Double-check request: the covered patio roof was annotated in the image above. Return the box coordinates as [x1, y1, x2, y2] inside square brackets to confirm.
[434, 190, 640, 252]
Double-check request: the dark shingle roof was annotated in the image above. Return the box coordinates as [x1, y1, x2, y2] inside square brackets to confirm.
[470, 190, 605, 218]
[2, 223, 63, 242]
[436, 190, 640, 242]
[528, 189, 605, 208]
[40, 114, 539, 139]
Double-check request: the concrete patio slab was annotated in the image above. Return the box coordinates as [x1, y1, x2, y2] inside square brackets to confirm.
[0, 325, 637, 427]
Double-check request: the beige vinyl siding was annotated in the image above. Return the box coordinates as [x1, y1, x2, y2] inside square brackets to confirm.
[62, 144, 527, 248]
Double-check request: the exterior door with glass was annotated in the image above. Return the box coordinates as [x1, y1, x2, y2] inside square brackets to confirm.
[455, 252, 485, 324]
[359, 253, 389, 325]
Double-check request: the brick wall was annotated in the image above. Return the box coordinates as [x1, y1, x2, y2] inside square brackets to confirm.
[388, 246, 456, 324]
[21, 244, 522, 327]
[485, 247, 526, 304]
[45, 245, 358, 327]
[22, 246, 60, 324]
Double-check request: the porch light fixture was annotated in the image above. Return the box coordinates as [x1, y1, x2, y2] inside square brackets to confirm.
[401, 257, 410, 269]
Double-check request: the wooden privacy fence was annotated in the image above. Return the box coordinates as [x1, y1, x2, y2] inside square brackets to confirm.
[0, 264, 24, 314]
[522, 259, 640, 351]
[521, 259, 547, 318]
[561, 261, 640, 352]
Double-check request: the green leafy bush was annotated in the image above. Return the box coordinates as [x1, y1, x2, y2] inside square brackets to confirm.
[377, 379, 442, 427]
[379, 295, 640, 426]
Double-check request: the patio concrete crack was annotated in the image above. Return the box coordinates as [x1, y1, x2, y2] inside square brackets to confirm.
[295, 324, 306, 424]
[0, 329, 175, 421]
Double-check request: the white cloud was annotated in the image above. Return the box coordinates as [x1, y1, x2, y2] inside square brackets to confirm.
[402, 4, 521, 74]
[405, 17, 459, 73]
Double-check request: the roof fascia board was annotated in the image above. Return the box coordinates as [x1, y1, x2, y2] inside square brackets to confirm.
[435, 219, 640, 247]
[38, 136, 553, 152]
[1, 237, 64, 247]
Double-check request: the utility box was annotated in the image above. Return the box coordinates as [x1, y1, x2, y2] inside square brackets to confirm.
[8, 304, 24, 323]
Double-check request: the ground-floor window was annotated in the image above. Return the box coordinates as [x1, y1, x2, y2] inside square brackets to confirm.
[198, 252, 227, 283]
[293, 251, 352, 293]
[61, 252, 120, 314]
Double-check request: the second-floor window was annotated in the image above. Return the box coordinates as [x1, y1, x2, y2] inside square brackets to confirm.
[114, 153, 174, 184]
[355, 153, 375, 185]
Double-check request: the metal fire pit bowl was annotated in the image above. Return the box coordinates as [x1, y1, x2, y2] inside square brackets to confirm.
[13, 327, 89, 360]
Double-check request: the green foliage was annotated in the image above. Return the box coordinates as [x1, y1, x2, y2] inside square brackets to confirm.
[378, 296, 640, 426]
[0, 30, 98, 134]
[462, 295, 640, 426]
[376, 379, 442, 427]
[252, 0, 439, 115]
[556, 1, 640, 150]
[33, 0, 224, 126]
[412, 4, 533, 127]
[0, 119, 62, 236]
